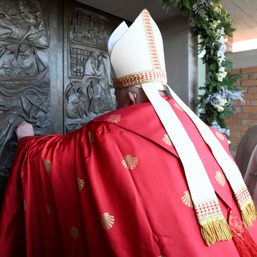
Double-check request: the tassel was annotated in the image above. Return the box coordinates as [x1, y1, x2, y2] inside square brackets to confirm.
[201, 217, 232, 246]
[233, 232, 257, 257]
[229, 211, 257, 257]
[241, 202, 257, 228]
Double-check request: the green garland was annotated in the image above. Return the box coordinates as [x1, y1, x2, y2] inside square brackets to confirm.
[161, 0, 243, 135]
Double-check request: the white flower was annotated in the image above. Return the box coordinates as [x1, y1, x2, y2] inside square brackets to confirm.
[216, 73, 224, 82]
[219, 66, 225, 72]
[218, 35, 228, 44]
[217, 41, 227, 64]
[217, 106, 224, 112]
[219, 43, 227, 54]
[219, 66, 227, 75]
[214, 95, 227, 107]
[217, 51, 226, 64]
[213, 104, 224, 112]
[220, 27, 225, 35]
[216, 66, 227, 81]
[205, 87, 229, 112]
[219, 98, 227, 106]
[210, 20, 221, 29]
[218, 56, 225, 64]
[216, 27, 225, 37]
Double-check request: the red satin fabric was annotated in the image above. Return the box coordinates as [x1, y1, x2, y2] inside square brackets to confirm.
[0, 98, 257, 257]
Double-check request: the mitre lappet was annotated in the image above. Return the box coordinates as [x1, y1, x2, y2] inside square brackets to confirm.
[108, 9, 257, 246]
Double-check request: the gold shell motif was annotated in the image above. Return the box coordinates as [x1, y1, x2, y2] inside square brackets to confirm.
[70, 226, 79, 239]
[181, 191, 193, 208]
[43, 160, 52, 172]
[77, 177, 85, 192]
[215, 171, 226, 186]
[122, 155, 138, 170]
[162, 134, 173, 146]
[107, 114, 121, 123]
[101, 212, 115, 230]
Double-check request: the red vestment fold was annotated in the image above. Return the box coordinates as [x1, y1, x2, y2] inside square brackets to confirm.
[0, 98, 257, 257]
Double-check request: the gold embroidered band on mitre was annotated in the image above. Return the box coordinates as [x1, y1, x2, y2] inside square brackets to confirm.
[113, 69, 167, 88]
[236, 186, 257, 227]
[195, 199, 232, 245]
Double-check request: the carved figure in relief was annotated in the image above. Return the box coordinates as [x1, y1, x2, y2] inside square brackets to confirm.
[66, 51, 114, 121]
[0, 42, 49, 176]
[0, 44, 45, 77]
[85, 53, 112, 113]
[66, 81, 88, 119]
[0, 0, 49, 47]
[70, 10, 108, 47]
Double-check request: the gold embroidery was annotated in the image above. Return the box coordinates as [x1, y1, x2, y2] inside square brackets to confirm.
[101, 212, 115, 230]
[88, 131, 94, 143]
[107, 114, 121, 123]
[181, 191, 193, 208]
[162, 134, 173, 146]
[77, 177, 85, 192]
[229, 215, 244, 235]
[241, 201, 257, 228]
[215, 131, 225, 141]
[122, 155, 138, 170]
[46, 205, 51, 215]
[43, 160, 52, 172]
[114, 9, 168, 89]
[215, 171, 226, 186]
[174, 102, 183, 111]
[70, 226, 79, 239]
[235, 186, 257, 228]
[114, 70, 167, 88]
[142, 9, 161, 69]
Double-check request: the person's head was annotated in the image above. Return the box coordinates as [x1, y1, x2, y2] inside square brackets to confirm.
[114, 86, 147, 108]
[108, 9, 168, 109]
[115, 85, 168, 108]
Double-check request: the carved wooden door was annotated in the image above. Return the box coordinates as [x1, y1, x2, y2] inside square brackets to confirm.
[0, 0, 122, 204]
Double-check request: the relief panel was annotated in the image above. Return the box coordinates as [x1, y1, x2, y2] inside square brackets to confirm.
[0, 0, 123, 206]
[64, 8, 116, 132]
[0, 0, 50, 195]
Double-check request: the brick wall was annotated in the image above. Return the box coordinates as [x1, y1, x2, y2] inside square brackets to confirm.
[226, 66, 257, 156]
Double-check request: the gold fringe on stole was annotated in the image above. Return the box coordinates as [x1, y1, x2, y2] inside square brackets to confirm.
[241, 201, 257, 228]
[201, 218, 232, 246]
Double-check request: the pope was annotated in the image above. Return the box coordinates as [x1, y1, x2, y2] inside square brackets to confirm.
[0, 9, 257, 257]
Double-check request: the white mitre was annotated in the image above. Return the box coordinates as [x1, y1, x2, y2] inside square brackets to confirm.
[107, 9, 256, 247]
[108, 21, 128, 54]
[108, 9, 167, 89]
